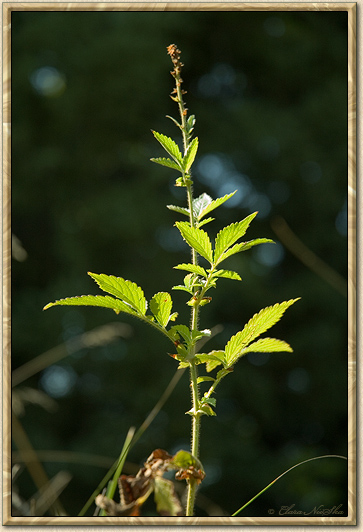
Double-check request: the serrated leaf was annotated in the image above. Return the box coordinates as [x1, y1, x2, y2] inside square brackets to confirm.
[150, 157, 181, 170]
[238, 238, 274, 251]
[212, 269, 242, 281]
[198, 191, 237, 220]
[174, 263, 208, 277]
[172, 285, 194, 294]
[216, 238, 274, 265]
[154, 477, 182, 517]
[192, 193, 213, 219]
[152, 131, 183, 165]
[169, 324, 191, 344]
[150, 292, 173, 328]
[214, 212, 258, 264]
[43, 295, 137, 315]
[195, 350, 225, 372]
[88, 272, 147, 315]
[240, 337, 293, 355]
[197, 217, 215, 228]
[183, 137, 199, 172]
[166, 204, 190, 217]
[175, 221, 213, 263]
[225, 299, 300, 367]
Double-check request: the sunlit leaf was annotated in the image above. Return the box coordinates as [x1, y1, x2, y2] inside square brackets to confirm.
[192, 193, 213, 219]
[216, 238, 273, 265]
[150, 157, 181, 170]
[197, 191, 237, 220]
[214, 212, 257, 264]
[197, 376, 215, 384]
[152, 131, 183, 165]
[240, 337, 293, 355]
[238, 238, 274, 251]
[88, 272, 147, 315]
[195, 350, 225, 372]
[212, 269, 242, 281]
[183, 137, 199, 172]
[170, 450, 204, 472]
[175, 221, 213, 263]
[197, 217, 215, 228]
[166, 204, 190, 217]
[174, 263, 208, 277]
[150, 292, 173, 328]
[172, 285, 194, 294]
[225, 299, 300, 367]
[43, 295, 136, 315]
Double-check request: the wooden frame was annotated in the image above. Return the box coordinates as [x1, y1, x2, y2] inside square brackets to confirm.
[3, 2, 356, 526]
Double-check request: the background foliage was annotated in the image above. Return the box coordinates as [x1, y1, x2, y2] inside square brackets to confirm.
[12, 10, 348, 517]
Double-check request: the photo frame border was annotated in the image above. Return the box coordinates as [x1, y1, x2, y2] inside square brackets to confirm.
[2, 2, 357, 526]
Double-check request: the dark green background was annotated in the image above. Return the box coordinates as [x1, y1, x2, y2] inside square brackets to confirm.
[12, 10, 348, 517]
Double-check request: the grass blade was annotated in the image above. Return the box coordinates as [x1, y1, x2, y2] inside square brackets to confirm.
[231, 454, 347, 517]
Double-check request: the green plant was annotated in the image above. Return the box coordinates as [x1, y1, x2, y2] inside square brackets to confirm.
[44, 44, 300, 517]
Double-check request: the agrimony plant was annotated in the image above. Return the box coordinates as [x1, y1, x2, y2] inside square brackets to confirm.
[44, 44, 299, 517]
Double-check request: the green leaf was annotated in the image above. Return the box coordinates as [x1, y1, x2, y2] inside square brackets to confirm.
[170, 450, 204, 472]
[153, 477, 182, 516]
[191, 329, 211, 344]
[214, 212, 258, 264]
[240, 337, 293, 355]
[172, 285, 194, 294]
[88, 272, 147, 315]
[175, 221, 213, 263]
[202, 396, 216, 407]
[238, 238, 274, 251]
[183, 137, 199, 172]
[152, 131, 183, 165]
[174, 263, 208, 277]
[150, 292, 173, 328]
[225, 299, 300, 367]
[199, 404, 216, 416]
[186, 114, 196, 134]
[43, 295, 137, 315]
[216, 238, 274, 265]
[197, 191, 237, 220]
[150, 157, 181, 170]
[197, 376, 215, 384]
[197, 217, 215, 228]
[169, 324, 191, 344]
[192, 193, 213, 219]
[195, 350, 225, 372]
[212, 269, 242, 281]
[166, 204, 190, 217]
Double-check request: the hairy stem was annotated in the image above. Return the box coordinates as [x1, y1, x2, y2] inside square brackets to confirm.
[168, 44, 203, 516]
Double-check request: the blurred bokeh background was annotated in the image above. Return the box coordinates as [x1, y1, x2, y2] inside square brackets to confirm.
[11, 9, 348, 517]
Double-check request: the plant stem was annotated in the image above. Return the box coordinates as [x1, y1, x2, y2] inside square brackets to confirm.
[167, 44, 203, 516]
